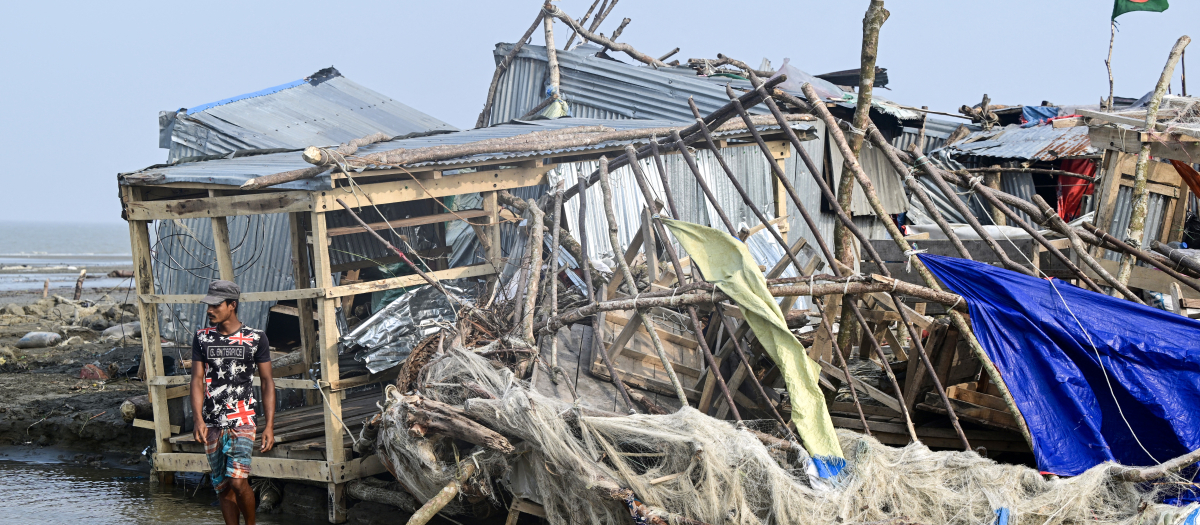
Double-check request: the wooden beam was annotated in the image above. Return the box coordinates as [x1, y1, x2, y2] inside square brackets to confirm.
[323, 263, 496, 299]
[1090, 125, 1200, 164]
[313, 167, 549, 211]
[816, 358, 902, 413]
[139, 288, 324, 304]
[149, 375, 317, 389]
[133, 419, 181, 434]
[150, 453, 375, 483]
[125, 190, 314, 221]
[289, 212, 319, 405]
[208, 190, 236, 281]
[325, 209, 489, 237]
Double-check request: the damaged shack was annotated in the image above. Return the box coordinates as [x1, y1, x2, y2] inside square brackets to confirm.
[114, 3, 1200, 524]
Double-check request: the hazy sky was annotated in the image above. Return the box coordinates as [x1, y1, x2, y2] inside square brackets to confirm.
[1, 1, 1194, 224]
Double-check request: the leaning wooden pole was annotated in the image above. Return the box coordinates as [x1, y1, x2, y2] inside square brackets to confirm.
[1117, 35, 1192, 287]
[744, 85, 969, 448]
[475, 10, 546, 128]
[547, 183, 565, 373]
[576, 175, 637, 413]
[797, 82, 1033, 449]
[1085, 224, 1200, 295]
[723, 86, 920, 442]
[621, 145, 746, 424]
[680, 103, 870, 436]
[1031, 195, 1145, 304]
[598, 157, 690, 406]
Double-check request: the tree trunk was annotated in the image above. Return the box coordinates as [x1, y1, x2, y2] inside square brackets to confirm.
[834, 0, 889, 353]
[1117, 36, 1191, 287]
[401, 395, 514, 454]
[520, 199, 545, 345]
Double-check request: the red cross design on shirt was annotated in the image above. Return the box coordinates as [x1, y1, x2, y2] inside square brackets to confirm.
[227, 332, 255, 345]
[225, 400, 255, 427]
[205, 377, 213, 398]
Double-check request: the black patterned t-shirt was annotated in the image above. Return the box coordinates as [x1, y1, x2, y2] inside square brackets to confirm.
[191, 325, 271, 428]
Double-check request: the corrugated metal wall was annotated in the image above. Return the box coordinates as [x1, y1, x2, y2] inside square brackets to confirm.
[151, 214, 295, 343]
[1102, 186, 1170, 261]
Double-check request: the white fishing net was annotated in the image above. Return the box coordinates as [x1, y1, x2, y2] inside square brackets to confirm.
[376, 344, 1193, 525]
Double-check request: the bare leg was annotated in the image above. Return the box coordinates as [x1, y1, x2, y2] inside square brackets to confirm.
[229, 477, 256, 525]
[218, 482, 241, 525]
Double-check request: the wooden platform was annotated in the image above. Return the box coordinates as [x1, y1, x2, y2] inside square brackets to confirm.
[169, 390, 384, 459]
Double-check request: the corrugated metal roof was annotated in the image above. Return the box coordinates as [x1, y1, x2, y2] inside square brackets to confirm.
[939, 124, 1096, 161]
[487, 43, 921, 126]
[123, 117, 816, 189]
[159, 67, 458, 163]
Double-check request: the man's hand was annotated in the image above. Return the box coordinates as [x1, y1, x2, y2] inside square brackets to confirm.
[260, 427, 274, 453]
[194, 419, 208, 446]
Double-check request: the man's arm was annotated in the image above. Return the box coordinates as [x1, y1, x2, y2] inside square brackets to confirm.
[190, 360, 207, 445]
[258, 360, 275, 452]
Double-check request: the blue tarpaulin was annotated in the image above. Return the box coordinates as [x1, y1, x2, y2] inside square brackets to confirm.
[919, 254, 1200, 476]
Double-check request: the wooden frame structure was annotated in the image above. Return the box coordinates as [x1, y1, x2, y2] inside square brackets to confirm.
[120, 155, 552, 522]
[119, 129, 804, 523]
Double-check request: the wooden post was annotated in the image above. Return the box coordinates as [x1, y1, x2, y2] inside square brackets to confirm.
[124, 187, 173, 480]
[833, 0, 889, 352]
[209, 190, 236, 282]
[1117, 36, 1191, 287]
[482, 191, 503, 294]
[311, 211, 347, 523]
[520, 199, 545, 345]
[289, 213, 318, 405]
[983, 168, 1006, 226]
[640, 207, 658, 283]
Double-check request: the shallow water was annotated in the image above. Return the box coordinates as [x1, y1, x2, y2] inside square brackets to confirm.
[0, 457, 324, 525]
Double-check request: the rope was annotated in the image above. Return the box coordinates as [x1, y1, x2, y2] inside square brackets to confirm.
[316, 378, 359, 447]
[843, 273, 863, 295]
[903, 248, 927, 273]
[846, 124, 866, 136]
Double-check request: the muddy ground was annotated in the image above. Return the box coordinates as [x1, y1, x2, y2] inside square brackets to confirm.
[0, 288, 155, 461]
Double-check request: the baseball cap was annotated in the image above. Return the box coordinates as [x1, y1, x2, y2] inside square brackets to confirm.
[201, 280, 241, 306]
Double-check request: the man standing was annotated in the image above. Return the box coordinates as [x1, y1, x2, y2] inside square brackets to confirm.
[190, 280, 275, 525]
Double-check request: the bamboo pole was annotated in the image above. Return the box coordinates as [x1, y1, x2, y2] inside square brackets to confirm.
[521, 199, 545, 345]
[475, 10, 546, 128]
[721, 85, 921, 442]
[1117, 36, 1191, 287]
[622, 145, 745, 424]
[598, 157, 689, 406]
[964, 167, 1097, 183]
[961, 175, 1103, 292]
[542, 278, 967, 329]
[577, 175, 637, 413]
[678, 104, 869, 435]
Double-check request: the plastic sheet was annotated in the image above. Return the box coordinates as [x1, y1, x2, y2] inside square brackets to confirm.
[341, 282, 471, 373]
[920, 254, 1200, 476]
